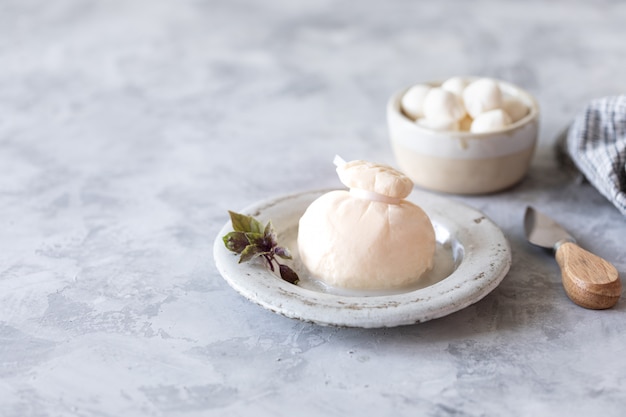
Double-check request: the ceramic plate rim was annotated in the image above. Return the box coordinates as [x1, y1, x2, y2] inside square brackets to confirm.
[213, 189, 511, 328]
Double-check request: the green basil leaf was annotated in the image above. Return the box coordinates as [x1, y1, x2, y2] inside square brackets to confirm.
[222, 231, 249, 253]
[238, 244, 267, 263]
[228, 211, 264, 234]
[244, 232, 265, 246]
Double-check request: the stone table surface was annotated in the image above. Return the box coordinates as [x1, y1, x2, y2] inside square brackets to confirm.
[2, 0, 626, 416]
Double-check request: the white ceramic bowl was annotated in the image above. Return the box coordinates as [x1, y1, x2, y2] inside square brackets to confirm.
[387, 78, 539, 194]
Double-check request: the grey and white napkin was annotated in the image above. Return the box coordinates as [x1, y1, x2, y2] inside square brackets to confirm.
[559, 95, 626, 215]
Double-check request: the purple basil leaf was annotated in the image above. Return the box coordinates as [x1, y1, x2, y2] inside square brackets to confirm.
[264, 221, 278, 247]
[273, 246, 292, 260]
[279, 264, 299, 285]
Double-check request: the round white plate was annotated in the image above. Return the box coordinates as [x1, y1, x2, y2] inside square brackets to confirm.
[213, 189, 511, 328]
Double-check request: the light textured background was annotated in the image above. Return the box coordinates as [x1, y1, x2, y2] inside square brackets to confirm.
[2, 0, 626, 416]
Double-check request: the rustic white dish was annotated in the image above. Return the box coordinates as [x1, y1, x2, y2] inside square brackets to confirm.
[213, 189, 511, 328]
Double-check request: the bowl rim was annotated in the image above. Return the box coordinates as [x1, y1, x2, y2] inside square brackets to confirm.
[389, 76, 540, 138]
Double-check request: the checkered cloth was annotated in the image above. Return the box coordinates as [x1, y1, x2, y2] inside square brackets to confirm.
[561, 95, 626, 215]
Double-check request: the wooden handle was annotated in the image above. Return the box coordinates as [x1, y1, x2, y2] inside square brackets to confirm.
[555, 242, 622, 309]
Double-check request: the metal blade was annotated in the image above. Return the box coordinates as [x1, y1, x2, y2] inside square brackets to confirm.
[524, 206, 576, 250]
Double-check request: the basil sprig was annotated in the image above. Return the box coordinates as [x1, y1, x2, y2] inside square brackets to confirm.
[222, 211, 299, 285]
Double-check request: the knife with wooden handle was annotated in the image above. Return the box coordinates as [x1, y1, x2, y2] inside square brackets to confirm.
[523, 206, 622, 309]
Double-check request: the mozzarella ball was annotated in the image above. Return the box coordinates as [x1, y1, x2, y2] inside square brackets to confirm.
[463, 78, 503, 118]
[441, 76, 469, 97]
[400, 84, 431, 120]
[470, 109, 512, 133]
[502, 96, 529, 123]
[423, 88, 466, 122]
